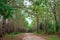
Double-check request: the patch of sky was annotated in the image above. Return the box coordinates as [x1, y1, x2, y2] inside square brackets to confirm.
[23, 0, 32, 7]
[25, 17, 32, 25]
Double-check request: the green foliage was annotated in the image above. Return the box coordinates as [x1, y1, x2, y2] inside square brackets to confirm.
[0, 0, 59, 34]
[8, 32, 20, 36]
[0, 0, 15, 19]
[24, 20, 28, 28]
[47, 35, 60, 40]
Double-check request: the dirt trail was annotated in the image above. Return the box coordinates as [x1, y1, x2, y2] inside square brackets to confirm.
[14, 33, 47, 40]
[1, 33, 47, 40]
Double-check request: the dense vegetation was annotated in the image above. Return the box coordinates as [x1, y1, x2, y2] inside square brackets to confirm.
[0, 0, 60, 39]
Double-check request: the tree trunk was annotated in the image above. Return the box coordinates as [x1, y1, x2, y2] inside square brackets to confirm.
[53, 0, 57, 33]
[58, 0, 60, 33]
[44, 13, 49, 33]
[0, 17, 6, 37]
[36, 15, 40, 33]
[0, 17, 6, 40]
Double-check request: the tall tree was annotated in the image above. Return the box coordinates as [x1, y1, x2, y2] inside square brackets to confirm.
[0, 0, 14, 37]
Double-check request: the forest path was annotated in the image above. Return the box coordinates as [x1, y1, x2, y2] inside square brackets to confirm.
[1, 33, 47, 40]
[14, 33, 47, 40]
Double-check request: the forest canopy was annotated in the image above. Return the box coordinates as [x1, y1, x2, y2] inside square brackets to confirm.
[0, 0, 60, 38]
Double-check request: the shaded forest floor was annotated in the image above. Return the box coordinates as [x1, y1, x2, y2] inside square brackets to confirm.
[1, 33, 60, 40]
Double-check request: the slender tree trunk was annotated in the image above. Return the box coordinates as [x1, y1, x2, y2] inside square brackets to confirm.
[53, 0, 57, 33]
[44, 13, 49, 33]
[36, 15, 40, 33]
[0, 17, 6, 40]
[58, 0, 60, 33]
[1, 17, 6, 37]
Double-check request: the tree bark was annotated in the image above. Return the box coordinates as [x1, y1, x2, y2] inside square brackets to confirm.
[58, 0, 60, 33]
[53, 0, 57, 33]
[0, 17, 6, 37]
[36, 15, 40, 33]
[44, 13, 49, 33]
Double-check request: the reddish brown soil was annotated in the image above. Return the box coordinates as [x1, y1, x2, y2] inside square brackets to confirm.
[1, 33, 47, 40]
